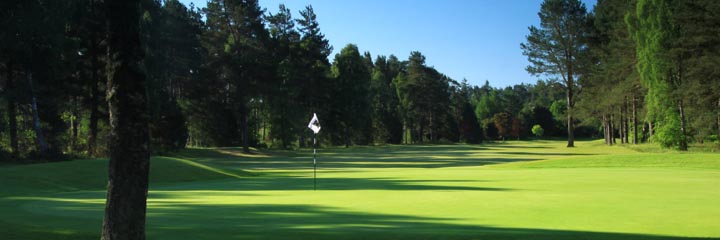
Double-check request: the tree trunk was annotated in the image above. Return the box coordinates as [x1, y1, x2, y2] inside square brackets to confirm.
[241, 103, 249, 153]
[619, 103, 625, 144]
[88, 48, 102, 157]
[101, 0, 150, 239]
[261, 107, 266, 142]
[678, 99, 688, 151]
[632, 94, 638, 144]
[299, 131, 306, 148]
[624, 96, 629, 144]
[603, 114, 609, 145]
[27, 72, 48, 153]
[566, 78, 575, 147]
[71, 97, 81, 150]
[419, 121, 424, 143]
[610, 113, 615, 145]
[6, 62, 19, 159]
[344, 125, 350, 148]
[429, 112, 434, 142]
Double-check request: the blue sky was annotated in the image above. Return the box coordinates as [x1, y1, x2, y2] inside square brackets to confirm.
[180, 0, 596, 88]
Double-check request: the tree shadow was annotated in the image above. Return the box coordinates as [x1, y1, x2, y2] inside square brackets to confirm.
[12, 196, 717, 240]
[172, 143, 593, 171]
[156, 177, 510, 192]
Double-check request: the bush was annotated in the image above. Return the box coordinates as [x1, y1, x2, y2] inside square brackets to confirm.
[531, 124, 544, 137]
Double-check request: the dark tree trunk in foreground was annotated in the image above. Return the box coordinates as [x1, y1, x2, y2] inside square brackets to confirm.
[101, 0, 150, 239]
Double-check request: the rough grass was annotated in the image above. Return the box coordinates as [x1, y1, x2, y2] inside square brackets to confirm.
[1, 140, 719, 239]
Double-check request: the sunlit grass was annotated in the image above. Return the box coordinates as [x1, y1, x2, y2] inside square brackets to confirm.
[1, 140, 718, 239]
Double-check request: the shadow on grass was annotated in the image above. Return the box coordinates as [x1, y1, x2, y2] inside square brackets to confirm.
[157, 176, 509, 192]
[172, 143, 595, 170]
[10, 195, 715, 240]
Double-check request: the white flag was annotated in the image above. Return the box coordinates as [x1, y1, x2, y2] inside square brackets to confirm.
[307, 113, 321, 134]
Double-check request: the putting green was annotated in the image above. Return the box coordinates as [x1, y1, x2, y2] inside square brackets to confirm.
[1, 140, 719, 239]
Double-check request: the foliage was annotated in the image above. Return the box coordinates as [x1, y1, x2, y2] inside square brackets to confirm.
[493, 112, 512, 141]
[1, 0, 718, 158]
[532, 124, 545, 137]
[330, 44, 371, 147]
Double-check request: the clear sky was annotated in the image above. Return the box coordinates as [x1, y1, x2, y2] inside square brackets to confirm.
[180, 0, 596, 88]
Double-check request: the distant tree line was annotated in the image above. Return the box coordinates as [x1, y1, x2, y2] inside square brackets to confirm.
[1, 0, 719, 161]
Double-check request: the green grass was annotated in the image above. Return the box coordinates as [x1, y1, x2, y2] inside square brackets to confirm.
[1, 140, 719, 239]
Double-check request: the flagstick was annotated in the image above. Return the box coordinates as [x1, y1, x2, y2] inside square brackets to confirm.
[313, 133, 317, 191]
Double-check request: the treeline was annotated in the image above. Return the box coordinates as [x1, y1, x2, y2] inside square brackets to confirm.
[582, 0, 720, 149]
[1, 0, 718, 161]
[0, 0, 572, 161]
[522, 0, 720, 150]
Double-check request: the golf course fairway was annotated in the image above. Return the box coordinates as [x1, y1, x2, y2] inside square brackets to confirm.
[1, 140, 719, 239]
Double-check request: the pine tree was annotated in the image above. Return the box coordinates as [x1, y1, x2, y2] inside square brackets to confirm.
[331, 44, 371, 147]
[522, 0, 590, 147]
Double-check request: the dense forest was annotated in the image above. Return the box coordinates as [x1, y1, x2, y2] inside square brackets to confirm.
[1, 0, 718, 161]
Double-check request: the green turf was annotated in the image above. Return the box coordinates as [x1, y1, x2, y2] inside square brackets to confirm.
[1, 140, 719, 239]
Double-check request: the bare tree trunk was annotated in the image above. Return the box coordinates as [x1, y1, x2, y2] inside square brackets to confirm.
[241, 103, 249, 153]
[101, 0, 150, 239]
[88, 46, 101, 157]
[678, 99, 688, 151]
[419, 121, 424, 143]
[27, 72, 48, 153]
[623, 96, 629, 144]
[603, 113, 610, 145]
[429, 112, 434, 142]
[6, 62, 19, 159]
[402, 120, 407, 144]
[619, 103, 625, 144]
[610, 113, 615, 145]
[632, 94, 638, 144]
[71, 96, 81, 150]
[262, 109, 266, 142]
[566, 84, 575, 147]
[299, 131, 306, 148]
[344, 125, 350, 148]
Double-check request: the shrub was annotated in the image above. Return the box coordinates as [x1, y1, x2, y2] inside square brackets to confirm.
[531, 124, 544, 137]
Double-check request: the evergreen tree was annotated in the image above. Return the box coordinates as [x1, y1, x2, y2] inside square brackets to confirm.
[266, 4, 301, 149]
[370, 55, 404, 144]
[331, 44, 371, 147]
[522, 0, 591, 147]
[296, 5, 333, 147]
[202, 0, 270, 153]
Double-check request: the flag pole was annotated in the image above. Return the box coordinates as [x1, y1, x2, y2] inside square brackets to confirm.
[308, 113, 320, 191]
[313, 133, 317, 191]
